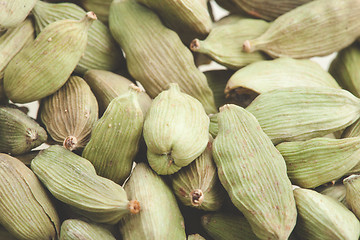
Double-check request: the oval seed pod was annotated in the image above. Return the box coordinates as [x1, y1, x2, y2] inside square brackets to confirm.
[119, 163, 186, 240]
[344, 175, 360, 219]
[109, 0, 217, 114]
[0, 0, 37, 29]
[143, 83, 210, 175]
[60, 219, 116, 240]
[32, 1, 123, 74]
[276, 137, 360, 188]
[40, 76, 98, 151]
[0, 154, 60, 240]
[293, 187, 360, 240]
[82, 85, 144, 185]
[213, 104, 296, 240]
[190, 18, 269, 70]
[246, 87, 360, 144]
[31, 145, 140, 224]
[201, 212, 260, 240]
[318, 184, 347, 207]
[171, 136, 225, 211]
[3, 12, 97, 103]
[204, 70, 234, 109]
[329, 43, 360, 98]
[243, 0, 360, 58]
[225, 58, 340, 103]
[0, 106, 47, 155]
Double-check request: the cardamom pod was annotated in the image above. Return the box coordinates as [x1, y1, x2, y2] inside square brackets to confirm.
[82, 0, 112, 24]
[60, 219, 116, 240]
[0, 0, 37, 29]
[318, 183, 348, 207]
[344, 175, 360, 218]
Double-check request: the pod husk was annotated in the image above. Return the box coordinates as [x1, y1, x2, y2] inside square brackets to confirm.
[60, 219, 116, 240]
[318, 184, 347, 207]
[343, 175, 360, 219]
[0, 0, 37, 29]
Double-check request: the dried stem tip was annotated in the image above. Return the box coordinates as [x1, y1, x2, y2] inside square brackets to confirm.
[190, 189, 204, 206]
[128, 200, 141, 214]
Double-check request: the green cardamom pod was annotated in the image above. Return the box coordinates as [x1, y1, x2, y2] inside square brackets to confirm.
[243, 0, 360, 58]
[82, 0, 112, 24]
[318, 184, 348, 207]
[4, 12, 96, 103]
[143, 83, 210, 175]
[213, 104, 296, 240]
[0, 0, 37, 29]
[342, 118, 360, 138]
[60, 219, 116, 240]
[344, 175, 360, 219]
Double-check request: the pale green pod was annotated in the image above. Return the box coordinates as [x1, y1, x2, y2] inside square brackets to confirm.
[3, 12, 96, 103]
[319, 184, 347, 207]
[190, 18, 269, 70]
[32, 1, 123, 74]
[243, 0, 360, 58]
[0, 106, 47, 155]
[188, 234, 206, 240]
[82, 85, 144, 184]
[119, 163, 186, 240]
[276, 137, 360, 188]
[343, 118, 360, 138]
[225, 58, 340, 101]
[82, 0, 112, 24]
[344, 175, 360, 219]
[213, 104, 296, 240]
[31, 145, 140, 224]
[329, 43, 360, 98]
[201, 212, 260, 240]
[293, 187, 360, 240]
[109, 0, 217, 114]
[60, 219, 116, 240]
[83, 69, 152, 115]
[0, 0, 37, 29]
[204, 70, 234, 109]
[209, 113, 218, 138]
[0, 154, 60, 240]
[143, 83, 210, 175]
[40, 76, 98, 151]
[246, 87, 360, 144]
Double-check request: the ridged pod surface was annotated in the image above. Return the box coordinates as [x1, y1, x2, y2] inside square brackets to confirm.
[143, 83, 209, 175]
[171, 136, 225, 211]
[119, 163, 186, 240]
[343, 118, 360, 138]
[59, 219, 116, 240]
[0, 106, 47, 155]
[201, 212, 260, 240]
[329, 43, 360, 98]
[32, 1, 123, 74]
[109, 0, 216, 114]
[344, 175, 360, 219]
[0, 154, 60, 240]
[243, 0, 360, 58]
[0, 0, 37, 29]
[3, 12, 96, 103]
[40, 76, 98, 151]
[83, 69, 152, 115]
[246, 87, 360, 144]
[31, 145, 140, 224]
[276, 137, 360, 188]
[293, 187, 360, 240]
[319, 184, 347, 207]
[212, 104, 296, 240]
[82, 86, 144, 185]
[190, 18, 269, 70]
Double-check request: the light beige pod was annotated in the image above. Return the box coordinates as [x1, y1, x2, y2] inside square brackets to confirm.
[344, 175, 360, 219]
[0, 154, 60, 240]
[0, 0, 37, 29]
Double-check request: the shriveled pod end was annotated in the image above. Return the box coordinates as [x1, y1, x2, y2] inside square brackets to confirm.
[190, 39, 201, 52]
[135, 81, 146, 93]
[219, 104, 232, 112]
[128, 200, 141, 214]
[344, 174, 360, 185]
[63, 136, 78, 151]
[26, 128, 39, 143]
[85, 11, 98, 21]
[243, 40, 254, 53]
[129, 83, 142, 93]
[190, 189, 204, 206]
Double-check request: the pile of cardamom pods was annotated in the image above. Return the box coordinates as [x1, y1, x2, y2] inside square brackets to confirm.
[1, 0, 360, 239]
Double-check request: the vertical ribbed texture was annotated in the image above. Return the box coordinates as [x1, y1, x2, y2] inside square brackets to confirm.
[344, 175, 360, 219]
[319, 184, 347, 207]
[60, 219, 116, 240]
[212, 104, 296, 240]
[0, 0, 38, 29]
[119, 163, 186, 239]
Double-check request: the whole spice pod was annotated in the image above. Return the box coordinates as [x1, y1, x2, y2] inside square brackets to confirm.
[0, 154, 60, 240]
[83, 69, 152, 115]
[293, 187, 360, 240]
[329, 43, 360, 98]
[342, 118, 360, 138]
[344, 175, 360, 219]
[109, 0, 217, 114]
[190, 18, 269, 70]
[213, 104, 297, 240]
[31, 145, 140, 224]
[60, 219, 116, 240]
[119, 163, 186, 239]
[82, 85, 144, 185]
[276, 137, 360, 188]
[32, 1, 123, 74]
[0, 0, 37, 29]
[171, 136, 225, 211]
[243, 0, 360, 58]
[40, 76, 98, 151]
[246, 87, 360, 144]
[204, 70, 234, 109]
[143, 83, 210, 175]
[201, 212, 260, 240]
[318, 183, 347, 207]
[81, 0, 112, 24]
[3, 12, 97, 103]
[0, 106, 47, 155]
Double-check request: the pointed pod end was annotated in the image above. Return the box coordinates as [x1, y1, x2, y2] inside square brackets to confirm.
[128, 200, 141, 214]
[129, 83, 142, 93]
[190, 39, 201, 52]
[86, 11, 97, 21]
[219, 104, 232, 112]
[243, 40, 253, 53]
[63, 136, 78, 151]
[190, 189, 204, 206]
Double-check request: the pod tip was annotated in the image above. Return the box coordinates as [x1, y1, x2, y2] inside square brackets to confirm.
[190, 39, 201, 52]
[86, 11, 97, 21]
[129, 200, 141, 214]
[63, 136, 78, 151]
[243, 40, 253, 53]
